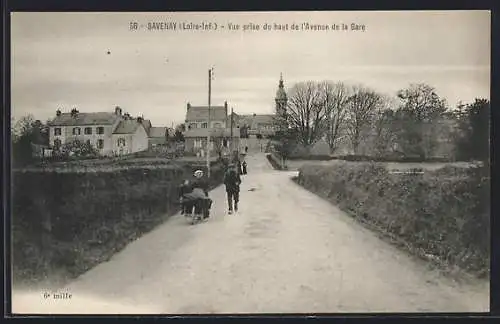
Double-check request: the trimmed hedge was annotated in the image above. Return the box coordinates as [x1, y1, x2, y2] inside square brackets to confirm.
[266, 153, 286, 170]
[287, 154, 456, 163]
[288, 154, 335, 161]
[296, 162, 490, 277]
[12, 162, 225, 284]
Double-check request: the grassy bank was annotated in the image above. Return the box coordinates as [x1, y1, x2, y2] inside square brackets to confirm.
[12, 162, 225, 286]
[295, 162, 490, 278]
[266, 153, 284, 170]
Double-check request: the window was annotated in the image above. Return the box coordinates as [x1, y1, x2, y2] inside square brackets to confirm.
[117, 138, 126, 146]
[72, 127, 81, 135]
[54, 128, 62, 136]
[201, 123, 208, 128]
[84, 127, 92, 135]
[97, 127, 105, 135]
[189, 123, 197, 129]
[97, 139, 104, 149]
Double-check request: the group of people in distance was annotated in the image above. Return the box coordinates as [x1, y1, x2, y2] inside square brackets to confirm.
[178, 148, 249, 221]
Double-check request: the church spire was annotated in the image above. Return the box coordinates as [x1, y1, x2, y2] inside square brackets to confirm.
[279, 72, 284, 88]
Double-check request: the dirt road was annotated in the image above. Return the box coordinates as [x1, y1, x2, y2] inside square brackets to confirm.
[12, 153, 489, 314]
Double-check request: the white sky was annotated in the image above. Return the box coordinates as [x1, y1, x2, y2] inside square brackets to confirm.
[11, 11, 490, 127]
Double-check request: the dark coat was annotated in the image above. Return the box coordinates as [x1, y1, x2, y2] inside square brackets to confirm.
[180, 177, 209, 199]
[179, 181, 192, 199]
[224, 168, 241, 193]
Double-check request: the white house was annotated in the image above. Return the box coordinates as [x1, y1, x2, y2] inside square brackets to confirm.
[111, 117, 150, 155]
[47, 106, 151, 156]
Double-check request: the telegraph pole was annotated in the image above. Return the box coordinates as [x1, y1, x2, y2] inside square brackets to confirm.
[206, 67, 213, 177]
[230, 107, 234, 152]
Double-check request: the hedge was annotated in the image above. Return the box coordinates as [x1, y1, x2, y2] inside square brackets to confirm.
[296, 162, 490, 277]
[286, 154, 456, 163]
[266, 153, 286, 170]
[12, 162, 225, 284]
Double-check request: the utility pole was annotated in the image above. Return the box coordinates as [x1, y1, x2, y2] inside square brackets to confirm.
[206, 67, 214, 177]
[230, 107, 234, 153]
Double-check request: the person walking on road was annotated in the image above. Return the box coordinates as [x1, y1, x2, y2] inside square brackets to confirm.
[224, 163, 241, 214]
[237, 159, 243, 175]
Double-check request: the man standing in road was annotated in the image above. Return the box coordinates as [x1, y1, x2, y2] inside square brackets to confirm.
[224, 163, 241, 214]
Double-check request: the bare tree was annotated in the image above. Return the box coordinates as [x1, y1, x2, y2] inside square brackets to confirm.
[397, 83, 447, 122]
[345, 85, 382, 154]
[286, 81, 327, 146]
[320, 81, 351, 154]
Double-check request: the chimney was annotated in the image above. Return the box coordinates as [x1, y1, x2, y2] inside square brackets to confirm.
[137, 116, 143, 123]
[115, 106, 122, 116]
[56, 109, 62, 117]
[71, 108, 79, 118]
[187, 102, 191, 110]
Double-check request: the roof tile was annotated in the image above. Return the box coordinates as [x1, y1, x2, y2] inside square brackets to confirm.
[48, 112, 119, 126]
[186, 106, 227, 121]
[149, 127, 167, 138]
[113, 119, 142, 134]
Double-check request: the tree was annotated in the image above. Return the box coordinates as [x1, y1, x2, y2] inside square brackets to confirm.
[172, 130, 184, 142]
[272, 128, 297, 169]
[394, 83, 447, 159]
[321, 81, 351, 154]
[397, 83, 447, 122]
[172, 124, 185, 142]
[372, 105, 397, 157]
[345, 85, 382, 154]
[60, 139, 99, 158]
[285, 81, 328, 146]
[454, 98, 490, 162]
[12, 115, 49, 166]
[12, 115, 35, 139]
[211, 128, 225, 160]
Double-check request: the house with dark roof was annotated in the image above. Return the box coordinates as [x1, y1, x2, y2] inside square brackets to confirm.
[183, 101, 236, 156]
[185, 101, 228, 130]
[148, 126, 170, 147]
[47, 106, 151, 156]
[235, 113, 276, 137]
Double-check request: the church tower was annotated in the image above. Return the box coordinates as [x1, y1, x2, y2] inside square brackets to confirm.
[274, 73, 288, 130]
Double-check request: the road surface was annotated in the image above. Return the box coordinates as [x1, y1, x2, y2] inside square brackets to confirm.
[12, 153, 489, 314]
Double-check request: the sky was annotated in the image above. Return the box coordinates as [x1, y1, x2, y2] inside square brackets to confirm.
[11, 11, 490, 127]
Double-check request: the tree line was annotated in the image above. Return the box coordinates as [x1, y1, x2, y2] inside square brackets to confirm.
[272, 81, 489, 163]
